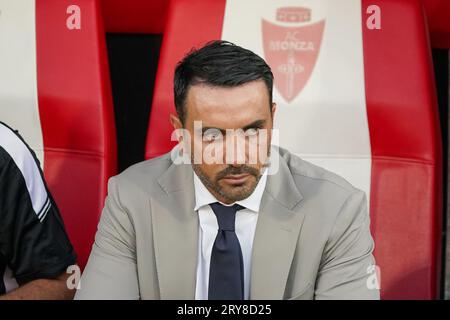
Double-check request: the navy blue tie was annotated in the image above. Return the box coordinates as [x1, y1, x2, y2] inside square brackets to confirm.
[208, 202, 245, 300]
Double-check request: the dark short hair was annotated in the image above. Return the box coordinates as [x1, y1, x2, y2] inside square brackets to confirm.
[174, 40, 274, 124]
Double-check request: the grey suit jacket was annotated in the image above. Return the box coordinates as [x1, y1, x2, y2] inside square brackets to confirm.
[75, 146, 380, 300]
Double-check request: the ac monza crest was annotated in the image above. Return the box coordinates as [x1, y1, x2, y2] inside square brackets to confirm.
[262, 7, 325, 103]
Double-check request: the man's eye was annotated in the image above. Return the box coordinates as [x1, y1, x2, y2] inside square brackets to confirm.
[245, 128, 259, 137]
[203, 129, 222, 142]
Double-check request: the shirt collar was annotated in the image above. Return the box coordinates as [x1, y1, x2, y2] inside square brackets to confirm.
[193, 168, 268, 213]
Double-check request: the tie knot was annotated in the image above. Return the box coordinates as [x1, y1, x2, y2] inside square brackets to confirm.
[209, 202, 244, 231]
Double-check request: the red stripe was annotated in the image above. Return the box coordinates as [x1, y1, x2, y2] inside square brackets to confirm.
[36, 0, 117, 268]
[145, 0, 227, 159]
[362, 0, 442, 299]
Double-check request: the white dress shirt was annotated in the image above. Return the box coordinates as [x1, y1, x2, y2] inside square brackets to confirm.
[194, 169, 268, 300]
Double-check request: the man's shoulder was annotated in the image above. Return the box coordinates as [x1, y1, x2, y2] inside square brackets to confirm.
[0, 122, 35, 164]
[277, 147, 368, 238]
[110, 151, 173, 193]
[277, 147, 360, 199]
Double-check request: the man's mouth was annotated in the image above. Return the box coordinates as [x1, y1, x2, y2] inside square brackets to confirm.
[221, 173, 251, 185]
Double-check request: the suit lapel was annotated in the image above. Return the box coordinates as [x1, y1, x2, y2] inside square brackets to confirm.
[152, 161, 198, 299]
[250, 152, 305, 299]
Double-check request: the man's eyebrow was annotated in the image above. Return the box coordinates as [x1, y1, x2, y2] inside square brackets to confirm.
[200, 119, 266, 134]
[242, 119, 266, 131]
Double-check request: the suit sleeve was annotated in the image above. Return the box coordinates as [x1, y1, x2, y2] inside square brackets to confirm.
[75, 176, 140, 300]
[314, 190, 380, 300]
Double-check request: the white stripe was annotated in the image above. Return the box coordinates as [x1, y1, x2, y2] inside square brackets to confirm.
[221, 0, 372, 204]
[0, 0, 44, 167]
[39, 203, 50, 222]
[0, 123, 49, 217]
[37, 197, 50, 219]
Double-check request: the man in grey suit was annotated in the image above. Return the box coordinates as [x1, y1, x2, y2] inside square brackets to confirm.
[75, 40, 379, 300]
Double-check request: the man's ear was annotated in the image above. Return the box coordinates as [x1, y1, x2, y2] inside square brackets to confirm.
[271, 102, 277, 119]
[169, 114, 185, 144]
[170, 114, 183, 130]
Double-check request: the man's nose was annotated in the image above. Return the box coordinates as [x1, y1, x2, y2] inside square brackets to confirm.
[224, 131, 247, 165]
